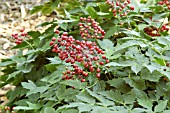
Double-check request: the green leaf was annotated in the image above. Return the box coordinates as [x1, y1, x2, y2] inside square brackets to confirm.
[21, 80, 48, 96]
[7, 71, 21, 80]
[0, 60, 15, 67]
[154, 100, 168, 112]
[30, 5, 43, 15]
[64, 9, 71, 19]
[47, 56, 62, 64]
[76, 91, 96, 104]
[28, 31, 41, 47]
[163, 110, 170, 113]
[86, 89, 113, 106]
[105, 62, 130, 67]
[141, 69, 162, 82]
[91, 106, 113, 113]
[145, 0, 155, 7]
[132, 89, 152, 110]
[124, 77, 146, 90]
[98, 90, 123, 104]
[58, 22, 68, 30]
[44, 107, 56, 113]
[61, 80, 87, 89]
[61, 109, 79, 113]
[131, 62, 143, 74]
[113, 40, 147, 55]
[42, 5, 53, 15]
[107, 78, 131, 93]
[97, 39, 114, 50]
[86, 6, 98, 18]
[104, 26, 120, 39]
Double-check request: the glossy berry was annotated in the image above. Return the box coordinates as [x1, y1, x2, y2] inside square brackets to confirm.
[96, 73, 100, 78]
[55, 30, 60, 34]
[81, 78, 86, 82]
[130, 6, 134, 10]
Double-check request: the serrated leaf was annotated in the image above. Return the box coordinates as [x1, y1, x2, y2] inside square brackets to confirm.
[58, 22, 68, 30]
[28, 31, 41, 47]
[30, 5, 43, 14]
[145, 0, 155, 7]
[124, 77, 146, 90]
[91, 106, 113, 113]
[97, 39, 114, 50]
[105, 62, 130, 67]
[141, 69, 162, 82]
[61, 80, 87, 89]
[104, 26, 120, 38]
[7, 71, 21, 80]
[154, 100, 168, 112]
[86, 6, 98, 18]
[131, 62, 143, 74]
[107, 78, 131, 93]
[42, 5, 53, 15]
[47, 56, 61, 64]
[0, 60, 15, 67]
[132, 89, 152, 110]
[86, 89, 112, 106]
[21, 80, 48, 96]
[76, 91, 96, 104]
[113, 40, 147, 55]
[64, 9, 71, 19]
[44, 107, 56, 113]
[98, 90, 123, 103]
[131, 108, 150, 113]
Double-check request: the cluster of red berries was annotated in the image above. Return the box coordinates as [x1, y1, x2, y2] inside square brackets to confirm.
[79, 16, 105, 40]
[0, 106, 15, 113]
[158, 0, 170, 9]
[12, 28, 27, 45]
[106, 0, 134, 17]
[50, 30, 109, 82]
[144, 25, 169, 37]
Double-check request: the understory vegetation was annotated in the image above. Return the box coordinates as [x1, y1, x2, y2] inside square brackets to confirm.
[1, 0, 170, 113]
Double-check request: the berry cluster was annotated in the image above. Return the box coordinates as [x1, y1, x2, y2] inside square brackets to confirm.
[158, 0, 170, 9]
[0, 106, 15, 113]
[144, 25, 169, 37]
[79, 16, 105, 40]
[50, 31, 109, 82]
[12, 28, 27, 45]
[106, 0, 134, 17]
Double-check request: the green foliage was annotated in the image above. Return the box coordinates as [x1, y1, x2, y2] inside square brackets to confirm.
[1, 0, 170, 113]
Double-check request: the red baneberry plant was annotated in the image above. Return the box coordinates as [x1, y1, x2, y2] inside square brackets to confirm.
[1, 0, 170, 113]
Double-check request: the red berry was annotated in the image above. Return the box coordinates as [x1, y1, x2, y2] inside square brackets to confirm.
[55, 30, 60, 34]
[18, 38, 23, 41]
[158, 1, 164, 5]
[102, 55, 106, 59]
[52, 37, 56, 41]
[168, 6, 170, 10]
[130, 6, 134, 10]
[106, 59, 109, 63]
[99, 62, 104, 65]
[96, 73, 100, 78]
[81, 78, 86, 82]
[20, 28, 24, 32]
[112, 9, 116, 13]
[50, 41, 54, 46]
[96, 68, 100, 73]
[63, 32, 68, 36]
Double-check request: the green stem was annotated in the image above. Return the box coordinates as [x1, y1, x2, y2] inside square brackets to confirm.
[23, 38, 35, 50]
